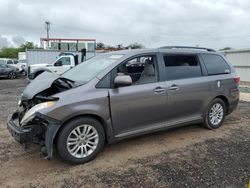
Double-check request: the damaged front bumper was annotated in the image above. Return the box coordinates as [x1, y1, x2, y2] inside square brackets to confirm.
[7, 111, 61, 160]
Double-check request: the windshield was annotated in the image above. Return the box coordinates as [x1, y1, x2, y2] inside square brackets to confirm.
[62, 54, 123, 84]
[0, 60, 5, 64]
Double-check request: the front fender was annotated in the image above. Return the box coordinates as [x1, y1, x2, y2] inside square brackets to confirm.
[29, 68, 52, 80]
[33, 68, 52, 74]
[36, 112, 61, 159]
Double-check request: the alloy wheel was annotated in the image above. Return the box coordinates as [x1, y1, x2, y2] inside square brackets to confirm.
[209, 103, 224, 126]
[9, 72, 16, 79]
[66, 124, 99, 159]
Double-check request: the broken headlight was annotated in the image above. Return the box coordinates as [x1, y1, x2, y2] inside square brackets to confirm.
[20, 101, 56, 125]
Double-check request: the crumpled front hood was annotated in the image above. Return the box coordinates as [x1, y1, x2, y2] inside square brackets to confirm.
[22, 72, 59, 100]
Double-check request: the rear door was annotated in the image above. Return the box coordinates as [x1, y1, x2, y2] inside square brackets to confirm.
[162, 54, 210, 122]
[108, 54, 168, 137]
[0, 64, 10, 77]
[199, 53, 235, 101]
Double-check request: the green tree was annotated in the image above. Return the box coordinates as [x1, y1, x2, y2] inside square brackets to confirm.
[0, 48, 20, 58]
[20, 41, 38, 51]
[0, 41, 38, 58]
[96, 42, 105, 49]
[127, 42, 145, 49]
[219, 47, 233, 51]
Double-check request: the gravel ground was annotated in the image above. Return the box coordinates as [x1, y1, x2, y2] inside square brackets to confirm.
[0, 78, 249, 188]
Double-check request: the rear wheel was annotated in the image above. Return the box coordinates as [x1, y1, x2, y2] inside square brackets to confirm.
[57, 117, 105, 164]
[8, 72, 16, 79]
[203, 98, 226, 129]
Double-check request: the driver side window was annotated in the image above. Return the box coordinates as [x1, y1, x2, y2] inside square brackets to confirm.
[116, 55, 158, 85]
[58, 57, 71, 66]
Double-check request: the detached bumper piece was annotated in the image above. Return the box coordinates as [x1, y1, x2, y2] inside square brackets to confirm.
[7, 111, 60, 160]
[7, 113, 32, 146]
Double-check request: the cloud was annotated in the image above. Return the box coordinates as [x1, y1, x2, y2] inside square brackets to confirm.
[0, 36, 9, 48]
[12, 36, 25, 47]
[0, 35, 26, 47]
[0, 0, 250, 49]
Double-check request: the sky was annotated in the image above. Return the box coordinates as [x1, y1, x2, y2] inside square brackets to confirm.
[0, 0, 250, 49]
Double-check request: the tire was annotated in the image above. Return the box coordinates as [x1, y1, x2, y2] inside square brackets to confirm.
[57, 117, 105, 164]
[203, 98, 226, 129]
[8, 72, 16, 79]
[21, 70, 26, 76]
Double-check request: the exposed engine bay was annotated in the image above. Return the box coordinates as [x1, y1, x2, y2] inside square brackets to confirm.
[18, 75, 76, 124]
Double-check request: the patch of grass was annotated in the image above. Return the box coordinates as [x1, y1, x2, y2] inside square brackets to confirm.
[239, 87, 250, 93]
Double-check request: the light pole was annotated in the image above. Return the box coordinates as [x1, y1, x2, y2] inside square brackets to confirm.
[45, 21, 50, 49]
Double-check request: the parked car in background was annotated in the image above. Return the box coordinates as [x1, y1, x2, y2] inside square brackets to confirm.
[0, 58, 18, 68]
[0, 58, 22, 72]
[7, 46, 239, 164]
[0, 63, 19, 79]
[17, 59, 27, 75]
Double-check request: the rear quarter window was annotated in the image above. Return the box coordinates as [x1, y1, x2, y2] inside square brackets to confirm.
[201, 54, 230, 75]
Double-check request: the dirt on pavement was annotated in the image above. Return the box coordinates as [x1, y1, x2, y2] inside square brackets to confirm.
[0, 78, 249, 188]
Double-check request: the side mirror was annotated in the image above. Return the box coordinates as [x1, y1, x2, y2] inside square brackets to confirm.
[54, 61, 63, 66]
[114, 75, 132, 87]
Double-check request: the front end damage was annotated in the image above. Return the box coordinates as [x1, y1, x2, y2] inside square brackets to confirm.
[7, 111, 60, 159]
[6, 72, 75, 159]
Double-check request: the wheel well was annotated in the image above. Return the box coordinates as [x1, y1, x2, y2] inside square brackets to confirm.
[54, 114, 108, 147]
[215, 95, 229, 114]
[35, 70, 47, 77]
[35, 70, 45, 77]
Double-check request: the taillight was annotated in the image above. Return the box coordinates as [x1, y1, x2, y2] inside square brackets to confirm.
[233, 77, 240, 84]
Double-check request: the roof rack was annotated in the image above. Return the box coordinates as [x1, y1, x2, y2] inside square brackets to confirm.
[159, 46, 216, 52]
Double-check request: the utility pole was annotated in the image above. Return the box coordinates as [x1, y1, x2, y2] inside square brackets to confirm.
[45, 21, 50, 49]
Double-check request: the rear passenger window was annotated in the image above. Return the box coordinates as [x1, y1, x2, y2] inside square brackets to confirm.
[201, 54, 230, 75]
[164, 55, 202, 80]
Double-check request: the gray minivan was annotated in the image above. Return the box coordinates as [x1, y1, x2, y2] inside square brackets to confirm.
[7, 47, 240, 164]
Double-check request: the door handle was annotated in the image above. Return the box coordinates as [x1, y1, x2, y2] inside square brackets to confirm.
[153, 87, 165, 93]
[169, 84, 179, 91]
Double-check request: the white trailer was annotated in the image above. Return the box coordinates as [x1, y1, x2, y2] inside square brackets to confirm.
[223, 49, 250, 82]
[18, 52, 26, 61]
[26, 49, 95, 66]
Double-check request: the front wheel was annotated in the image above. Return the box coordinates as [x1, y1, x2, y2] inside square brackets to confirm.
[57, 117, 105, 164]
[8, 72, 16, 79]
[203, 98, 226, 129]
